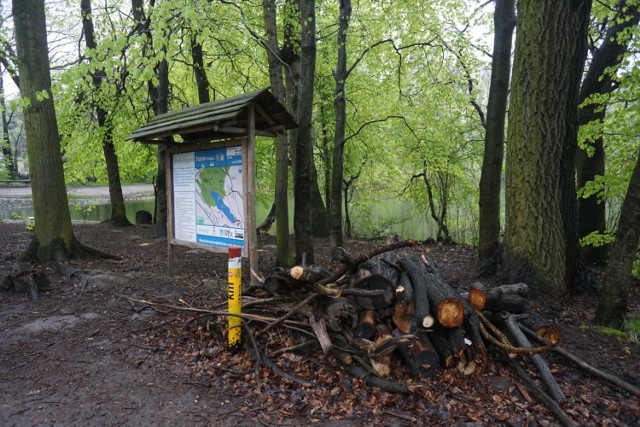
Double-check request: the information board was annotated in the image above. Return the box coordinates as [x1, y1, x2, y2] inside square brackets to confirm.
[172, 146, 244, 249]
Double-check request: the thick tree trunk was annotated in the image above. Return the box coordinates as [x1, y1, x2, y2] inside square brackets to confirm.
[293, 0, 316, 264]
[503, 0, 591, 297]
[595, 148, 640, 328]
[576, 0, 640, 266]
[81, 0, 130, 227]
[13, 0, 76, 260]
[478, 0, 515, 272]
[263, 0, 291, 266]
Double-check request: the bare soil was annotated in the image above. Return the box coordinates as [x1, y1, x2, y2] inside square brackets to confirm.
[1, 220, 639, 427]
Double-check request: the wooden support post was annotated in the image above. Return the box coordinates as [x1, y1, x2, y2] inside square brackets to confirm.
[166, 146, 175, 276]
[245, 103, 258, 287]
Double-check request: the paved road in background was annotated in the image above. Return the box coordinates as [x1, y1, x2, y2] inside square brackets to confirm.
[0, 184, 154, 199]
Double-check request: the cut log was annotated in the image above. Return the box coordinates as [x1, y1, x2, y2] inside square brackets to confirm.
[417, 255, 466, 366]
[309, 304, 332, 354]
[436, 297, 465, 328]
[263, 275, 293, 295]
[353, 274, 396, 310]
[359, 252, 401, 285]
[397, 256, 430, 332]
[290, 265, 331, 282]
[355, 309, 377, 339]
[395, 271, 414, 306]
[467, 289, 486, 311]
[324, 297, 358, 332]
[393, 329, 440, 379]
[470, 282, 530, 313]
[370, 325, 393, 377]
[392, 302, 415, 334]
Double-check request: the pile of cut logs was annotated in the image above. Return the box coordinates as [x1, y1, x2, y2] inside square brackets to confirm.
[258, 241, 536, 382]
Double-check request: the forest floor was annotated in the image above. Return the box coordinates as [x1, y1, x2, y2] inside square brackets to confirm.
[1, 217, 639, 426]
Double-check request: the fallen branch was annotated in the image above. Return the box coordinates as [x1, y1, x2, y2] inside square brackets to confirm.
[335, 357, 418, 394]
[506, 358, 577, 427]
[262, 353, 311, 386]
[519, 323, 640, 398]
[503, 313, 565, 403]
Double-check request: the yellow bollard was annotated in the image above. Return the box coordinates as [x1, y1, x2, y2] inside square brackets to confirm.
[227, 246, 242, 350]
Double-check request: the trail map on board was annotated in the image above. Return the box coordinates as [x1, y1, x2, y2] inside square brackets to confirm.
[172, 146, 244, 249]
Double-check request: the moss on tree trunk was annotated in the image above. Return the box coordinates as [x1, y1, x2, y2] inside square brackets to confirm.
[503, 0, 591, 297]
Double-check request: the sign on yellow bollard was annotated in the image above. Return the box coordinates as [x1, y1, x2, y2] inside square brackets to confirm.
[227, 246, 242, 350]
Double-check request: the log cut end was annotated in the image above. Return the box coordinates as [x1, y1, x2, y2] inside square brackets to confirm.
[436, 297, 465, 328]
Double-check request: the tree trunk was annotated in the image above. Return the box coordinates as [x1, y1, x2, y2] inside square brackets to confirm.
[330, 0, 352, 247]
[559, 2, 591, 293]
[595, 148, 640, 328]
[309, 162, 330, 238]
[576, 0, 640, 266]
[13, 0, 75, 260]
[190, 34, 210, 104]
[132, 0, 168, 238]
[0, 69, 16, 179]
[293, 0, 316, 264]
[478, 0, 515, 272]
[155, 58, 169, 237]
[81, 0, 130, 227]
[503, 0, 591, 297]
[262, 0, 292, 267]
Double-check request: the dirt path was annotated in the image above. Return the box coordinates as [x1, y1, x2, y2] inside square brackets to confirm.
[1, 221, 639, 426]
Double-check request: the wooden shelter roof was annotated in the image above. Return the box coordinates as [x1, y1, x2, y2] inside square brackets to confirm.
[127, 88, 297, 144]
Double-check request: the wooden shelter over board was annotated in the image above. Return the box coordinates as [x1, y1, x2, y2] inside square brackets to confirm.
[127, 88, 297, 278]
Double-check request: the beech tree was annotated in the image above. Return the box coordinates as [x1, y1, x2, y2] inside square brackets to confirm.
[80, 0, 130, 226]
[503, 0, 592, 297]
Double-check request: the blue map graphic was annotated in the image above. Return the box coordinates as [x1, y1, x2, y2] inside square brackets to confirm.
[211, 191, 237, 223]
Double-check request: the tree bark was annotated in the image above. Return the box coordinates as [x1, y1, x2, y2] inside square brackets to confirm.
[293, 0, 316, 264]
[330, 0, 352, 247]
[0, 68, 16, 179]
[81, 0, 130, 227]
[262, 0, 291, 266]
[478, 0, 515, 272]
[595, 148, 640, 328]
[576, 0, 640, 265]
[190, 34, 210, 104]
[504, 0, 591, 297]
[13, 0, 76, 260]
[132, 0, 168, 237]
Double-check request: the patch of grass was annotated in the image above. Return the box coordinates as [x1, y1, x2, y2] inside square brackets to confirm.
[623, 316, 640, 343]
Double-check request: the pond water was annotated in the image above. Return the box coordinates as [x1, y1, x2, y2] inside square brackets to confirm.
[0, 196, 476, 243]
[0, 199, 157, 224]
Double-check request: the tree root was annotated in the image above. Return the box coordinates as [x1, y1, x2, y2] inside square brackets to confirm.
[19, 236, 120, 262]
